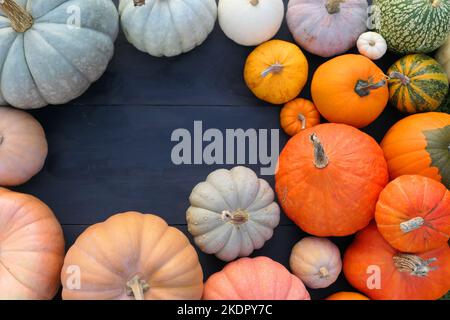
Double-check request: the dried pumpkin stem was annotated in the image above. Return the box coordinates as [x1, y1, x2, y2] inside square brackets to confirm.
[298, 113, 307, 130]
[126, 275, 150, 300]
[354, 78, 386, 97]
[250, 0, 259, 6]
[326, 0, 345, 14]
[400, 217, 425, 233]
[310, 133, 329, 169]
[318, 267, 330, 278]
[432, 0, 441, 8]
[393, 254, 438, 277]
[133, 0, 146, 6]
[389, 71, 411, 86]
[222, 210, 249, 224]
[261, 63, 283, 78]
[0, 0, 33, 33]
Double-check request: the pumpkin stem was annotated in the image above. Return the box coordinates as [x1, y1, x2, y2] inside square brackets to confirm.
[354, 77, 387, 97]
[261, 63, 283, 78]
[133, 0, 146, 6]
[393, 254, 438, 277]
[0, 0, 33, 33]
[298, 113, 307, 130]
[310, 133, 329, 169]
[318, 267, 330, 278]
[249, 0, 259, 6]
[222, 210, 249, 225]
[388, 71, 411, 86]
[126, 275, 150, 300]
[325, 0, 345, 14]
[431, 0, 441, 8]
[400, 217, 425, 233]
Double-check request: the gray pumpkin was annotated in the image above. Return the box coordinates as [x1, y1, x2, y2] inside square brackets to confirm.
[0, 0, 119, 109]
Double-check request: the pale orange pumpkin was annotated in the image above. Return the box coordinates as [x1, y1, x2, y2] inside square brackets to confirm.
[326, 292, 369, 300]
[61, 212, 203, 300]
[244, 40, 308, 104]
[203, 257, 310, 300]
[0, 106, 47, 186]
[280, 98, 321, 136]
[0, 188, 65, 300]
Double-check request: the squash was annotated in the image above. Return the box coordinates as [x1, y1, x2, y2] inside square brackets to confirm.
[203, 257, 310, 300]
[436, 36, 450, 80]
[0, 188, 64, 299]
[187, 166, 280, 262]
[290, 237, 342, 289]
[286, 0, 368, 58]
[357, 32, 387, 61]
[119, 0, 217, 57]
[280, 98, 321, 136]
[380, 112, 450, 188]
[311, 54, 389, 128]
[275, 123, 389, 237]
[0, 0, 119, 109]
[375, 175, 450, 253]
[326, 292, 369, 300]
[344, 223, 450, 300]
[388, 54, 449, 114]
[438, 93, 450, 113]
[244, 40, 309, 105]
[218, 0, 284, 46]
[374, 0, 450, 54]
[61, 212, 203, 300]
[0, 106, 47, 186]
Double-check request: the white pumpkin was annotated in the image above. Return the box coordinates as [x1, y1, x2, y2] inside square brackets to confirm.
[290, 237, 342, 289]
[187, 166, 280, 262]
[286, 0, 368, 57]
[436, 36, 450, 81]
[0, 0, 119, 109]
[218, 0, 284, 46]
[119, 0, 217, 57]
[357, 32, 387, 60]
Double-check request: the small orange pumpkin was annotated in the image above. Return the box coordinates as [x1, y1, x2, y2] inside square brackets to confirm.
[280, 98, 321, 136]
[326, 292, 369, 300]
[311, 54, 389, 128]
[375, 175, 450, 253]
[244, 40, 309, 104]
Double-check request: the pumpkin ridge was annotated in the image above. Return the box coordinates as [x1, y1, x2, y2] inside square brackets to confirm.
[0, 258, 40, 297]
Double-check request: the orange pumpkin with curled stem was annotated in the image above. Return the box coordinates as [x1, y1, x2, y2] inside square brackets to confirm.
[326, 292, 369, 300]
[280, 98, 321, 136]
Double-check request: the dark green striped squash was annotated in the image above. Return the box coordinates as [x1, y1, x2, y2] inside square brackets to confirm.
[438, 92, 450, 113]
[388, 54, 449, 114]
[374, 0, 450, 54]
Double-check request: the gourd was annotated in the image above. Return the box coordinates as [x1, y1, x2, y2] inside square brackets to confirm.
[344, 223, 450, 300]
[326, 292, 369, 300]
[218, 0, 284, 46]
[436, 36, 450, 80]
[388, 54, 449, 114]
[357, 32, 387, 60]
[119, 0, 217, 57]
[311, 54, 389, 128]
[380, 112, 450, 188]
[290, 237, 342, 289]
[373, 0, 450, 54]
[203, 257, 310, 300]
[244, 40, 309, 105]
[61, 212, 203, 300]
[275, 123, 389, 237]
[438, 93, 450, 113]
[187, 166, 280, 262]
[0, 106, 47, 186]
[375, 175, 450, 253]
[286, 0, 368, 58]
[0, 0, 119, 109]
[0, 188, 65, 299]
[280, 99, 320, 136]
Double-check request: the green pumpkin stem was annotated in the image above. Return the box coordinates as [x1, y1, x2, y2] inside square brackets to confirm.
[326, 0, 345, 14]
[310, 133, 329, 169]
[0, 0, 33, 33]
[393, 254, 438, 277]
[126, 275, 150, 300]
[355, 77, 387, 97]
[389, 71, 411, 86]
[400, 217, 425, 233]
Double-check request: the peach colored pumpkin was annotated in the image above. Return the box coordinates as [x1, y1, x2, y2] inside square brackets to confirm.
[0, 188, 65, 299]
[203, 257, 310, 300]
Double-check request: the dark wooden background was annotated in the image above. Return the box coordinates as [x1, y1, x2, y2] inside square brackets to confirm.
[14, 0, 405, 299]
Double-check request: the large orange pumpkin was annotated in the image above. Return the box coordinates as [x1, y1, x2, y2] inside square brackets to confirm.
[275, 123, 389, 236]
[244, 40, 309, 104]
[311, 54, 389, 128]
[61, 212, 203, 300]
[344, 223, 450, 300]
[203, 257, 310, 300]
[375, 175, 450, 253]
[280, 98, 321, 136]
[0, 188, 65, 299]
[381, 112, 450, 188]
[326, 292, 369, 300]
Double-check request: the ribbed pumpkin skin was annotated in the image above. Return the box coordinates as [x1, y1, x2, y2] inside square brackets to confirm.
[344, 223, 450, 300]
[280, 98, 321, 136]
[203, 257, 310, 300]
[61, 212, 203, 300]
[374, 0, 450, 54]
[380, 112, 450, 188]
[326, 292, 369, 300]
[275, 123, 389, 237]
[388, 54, 449, 113]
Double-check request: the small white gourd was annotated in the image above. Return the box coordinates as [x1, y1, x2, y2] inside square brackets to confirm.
[357, 32, 388, 60]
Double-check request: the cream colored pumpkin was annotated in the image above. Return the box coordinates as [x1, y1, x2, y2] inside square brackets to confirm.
[357, 32, 387, 60]
[218, 0, 284, 46]
[187, 166, 280, 262]
[119, 0, 217, 57]
[436, 36, 450, 81]
[0, 106, 47, 186]
[290, 237, 342, 289]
